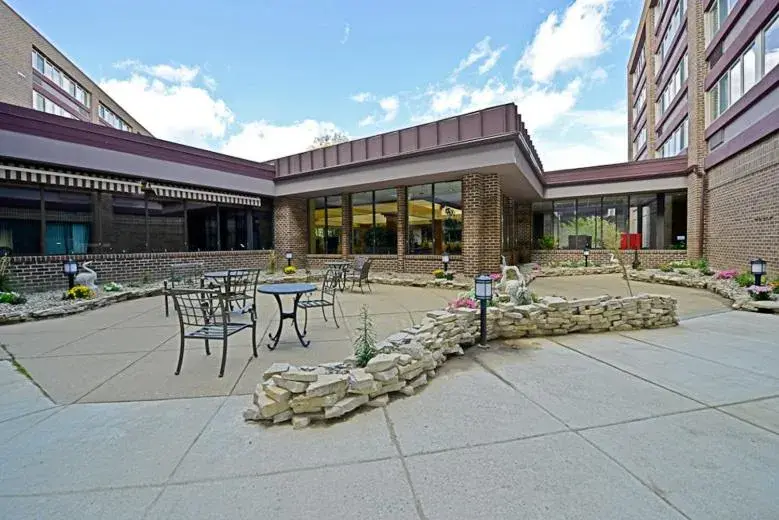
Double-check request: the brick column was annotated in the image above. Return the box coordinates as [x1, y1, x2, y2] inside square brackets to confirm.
[515, 202, 532, 263]
[462, 173, 502, 276]
[462, 173, 482, 276]
[340, 193, 351, 257]
[686, 0, 707, 261]
[273, 196, 307, 269]
[396, 186, 407, 272]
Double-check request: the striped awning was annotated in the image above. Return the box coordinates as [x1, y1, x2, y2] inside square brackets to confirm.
[1, 163, 144, 195]
[149, 184, 263, 207]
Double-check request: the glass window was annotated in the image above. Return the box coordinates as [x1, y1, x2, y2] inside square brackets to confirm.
[351, 189, 399, 255]
[252, 204, 274, 250]
[148, 199, 186, 252]
[553, 199, 577, 250]
[44, 190, 92, 255]
[664, 192, 688, 249]
[766, 15, 779, 74]
[351, 191, 374, 254]
[531, 202, 554, 248]
[110, 195, 148, 253]
[575, 197, 602, 249]
[219, 207, 248, 251]
[308, 196, 341, 254]
[629, 194, 658, 249]
[729, 62, 742, 104]
[99, 103, 132, 132]
[308, 197, 326, 254]
[0, 186, 42, 256]
[407, 184, 434, 255]
[434, 181, 462, 254]
[743, 45, 757, 92]
[660, 118, 688, 158]
[187, 201, 219, 251]
[602, 195, 629, 249]
[718, 75, 729, 115]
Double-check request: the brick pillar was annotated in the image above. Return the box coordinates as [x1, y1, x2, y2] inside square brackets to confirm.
[340, 193, 351, 257]
[462, 173, 502, 276]
[515, 202, 532, 263]
[462, 173, 482, 276]
[396, 186, 407, 272]
[273, 196, 307, 269]
[686, 0, 707, 260]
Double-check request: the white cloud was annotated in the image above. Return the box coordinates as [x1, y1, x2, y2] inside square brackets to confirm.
[589, 66, 608, 83]
[114, 60, 200, 84]
[379, 96, 399, 122]
[100, 74, 233, 147]
[358, 115, 376, 127]
[350, 92, 373, 103]
[515, 0, 612, 83]
[220, 120, 345, 162]
[203, 75, 218, 91]
[617, 18, 632, 38]
[451, 37, 507, 79]
[341, 23, 351, 44]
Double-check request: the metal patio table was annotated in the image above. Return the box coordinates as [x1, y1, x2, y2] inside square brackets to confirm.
[203, 269, 248, 283]
[258, 283, 317, 349]
[324, 261, 351, 291]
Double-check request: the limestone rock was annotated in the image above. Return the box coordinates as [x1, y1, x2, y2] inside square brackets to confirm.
[281, 370, 319, 382]
[262, 363, 290, 380]
[272, 375, 309, 393]
[292, 415, 310, 429]
[347, 369, 375, 391]
[290, 391, 343, 413]
[324, 394, 370, 419]
[409, 373, 428, 389]
[348, 381, 382, 395]
[367, 394, 390, 407]
[273, 410, 293, 424]
[399, 385, 415, 396]
[306, 374, 349, 397]
[365, 353, 401, 373]
[373, 367, 399, 382]
[369, 380, 405, 398]
[255, 392, 291, 419]
[264, 384, 291, 404]
[397, 354, 412, 365]
[243, 407, 261, 421]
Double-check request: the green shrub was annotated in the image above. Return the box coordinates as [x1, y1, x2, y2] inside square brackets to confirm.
[537, 235, 556, 250]
[0, 291, 26, 305]
[659, 263, 674, 272]
[0, 255, 13, 292]
[735, 272, 755, 287]
[353, 305, 377, 368]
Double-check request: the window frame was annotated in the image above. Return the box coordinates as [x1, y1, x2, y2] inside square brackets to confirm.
[31, 49, 91, 108]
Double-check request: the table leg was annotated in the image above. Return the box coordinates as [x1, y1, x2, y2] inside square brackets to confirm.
[267, 293, 284, 350]
[291, 293, 310, 347]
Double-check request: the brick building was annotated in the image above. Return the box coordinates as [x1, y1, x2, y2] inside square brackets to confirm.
[0, 0, 777, 293]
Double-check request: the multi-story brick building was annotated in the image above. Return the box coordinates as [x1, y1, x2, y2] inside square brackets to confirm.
[0, 0, 777, 293]
[0, 0, 150, 135]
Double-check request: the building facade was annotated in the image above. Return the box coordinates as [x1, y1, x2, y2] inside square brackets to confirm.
[1, 1, 777, 293]
[0, 0, 151, 135]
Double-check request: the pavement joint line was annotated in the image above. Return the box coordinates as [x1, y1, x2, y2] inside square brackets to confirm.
[712, 405, 779, 436]
[574, 430, 695, 520]
[0, 406, 67, 444]
[677, 308, 733, 321]
[229, 354, 257, 396]
[616, 331, 779, 382]
[548, 337, 712, 408]
[1, 346, 56, 403]
[0, 401, 62, 426]
[382, 407, 429, 520]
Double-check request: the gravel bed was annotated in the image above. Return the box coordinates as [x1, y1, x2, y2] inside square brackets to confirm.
[0, 284, 162, 318]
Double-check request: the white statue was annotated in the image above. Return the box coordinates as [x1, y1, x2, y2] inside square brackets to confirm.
[498, 263, 531, 305]
[609, 253, 619, 264]
[74, 261, 98, 291]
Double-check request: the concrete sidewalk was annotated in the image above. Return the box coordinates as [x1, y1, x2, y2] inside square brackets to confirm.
[1, 310, 777, 519]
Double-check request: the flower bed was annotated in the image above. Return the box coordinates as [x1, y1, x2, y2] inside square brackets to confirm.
[244, 293, 679, 429]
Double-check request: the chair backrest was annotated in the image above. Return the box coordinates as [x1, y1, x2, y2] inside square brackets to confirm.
[359, 258, 372, 280]
[169, 288, 225, 328]
[353, 256, 368, 271]
[169, 263, 205, 288]
[223, 268, 261, 309]
[320, 269, 338, 302]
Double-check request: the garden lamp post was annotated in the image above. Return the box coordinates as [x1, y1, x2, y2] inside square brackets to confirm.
[442, 252, 450, 272]
[583, 247, 590, 268]
[632, 249, 641, 270]
[750, 258, 766, 286]
[63, 259, 78, 289]
[285, 251, 293, 267]
[474, 274, 493, 346]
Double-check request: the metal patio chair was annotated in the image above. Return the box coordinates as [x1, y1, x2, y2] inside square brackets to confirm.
[299, 268, 339, 334]
[169, 288, 257, 378]
[345, 257, 372, 293]
[163, 262, 205, 317]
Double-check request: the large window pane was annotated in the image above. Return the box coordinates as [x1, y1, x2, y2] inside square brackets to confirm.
[664, 192, 688, 249]
[553, 200, 577, 250]
[575, 197, 602, 248]
[188, 202, 218, 251]
[351, 191, 373, 254]
[766, 15, 779, 74]
[148, 199, 185, 252]
[325, 197, 342, 254]
[219, 207, 248, 251]
[729, 62, 742, 104]
[629, 194, 658, 249]
[309, 197, 326, 254]
[435, 181, 462, 254]
[44, 190, 92, 255]
[743, 45, 757, 92]
[0, 186, 41, 255]
[252, 204, 273, 250]
[602, 195, 628, 249]
[374, 189, 398, 254]
[531, 201, 554, 248]
[110, 195, 147, 253]
[407, 184, 433, 255]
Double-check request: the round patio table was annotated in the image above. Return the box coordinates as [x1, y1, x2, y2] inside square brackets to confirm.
[258, 283, 316, 349]
[324, 261, 351, 291]
[203, 269, 248, 281]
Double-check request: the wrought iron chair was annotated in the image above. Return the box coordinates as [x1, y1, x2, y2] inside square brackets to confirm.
[299, 268, 339, 334]
[169, 288, 257, 378]
[163, 262, 205, 317]
[346, 257, 372, 293]
[221, 268, 261, 315]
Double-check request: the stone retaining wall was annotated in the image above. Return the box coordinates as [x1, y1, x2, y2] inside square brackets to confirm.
[244, 293, 679, 428]
[531, 249, 687, 269]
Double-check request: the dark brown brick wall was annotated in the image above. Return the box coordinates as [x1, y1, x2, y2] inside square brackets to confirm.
[273, 197, 307, 269]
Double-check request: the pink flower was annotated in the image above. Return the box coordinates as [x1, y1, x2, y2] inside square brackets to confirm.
[714, 269, 738, 280]
[489, 273, 502, 281]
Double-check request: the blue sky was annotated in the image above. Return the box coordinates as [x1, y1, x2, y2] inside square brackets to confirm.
[9, 0, 643, 170]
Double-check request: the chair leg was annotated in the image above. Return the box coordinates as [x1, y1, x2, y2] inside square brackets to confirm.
[367, 280, 372, 293]
[251, 323, 258, 357]
[175, 334, 185, 375]
[164, 281, 169, 317]
[321, 305, 327, 323]
[204, 339, 211, 356]
[332, 303, 339, 328]
[303, 307, 309, 335]
[219, 338, 228, 378]
[360, 280, 365, 294]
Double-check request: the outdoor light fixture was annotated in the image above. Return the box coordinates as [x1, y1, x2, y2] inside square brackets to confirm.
[474, 274, 493, 346]
[442, 253, 450, 272]
[632, 249, 641, 270]
[583, 247, 590, 268]
[285, 251, 293, 267]
[750, 258, 767, 286]
[62, 259, 78, 289]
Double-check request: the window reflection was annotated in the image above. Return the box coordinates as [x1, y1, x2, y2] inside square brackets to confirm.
[407, 181, 462, 255]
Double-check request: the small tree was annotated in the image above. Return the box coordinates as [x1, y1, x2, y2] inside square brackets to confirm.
[267, 251, 277, 274]
[603, 233, 633, 296]
[353, 305, 377, 367]
[309, 131, 349, 150]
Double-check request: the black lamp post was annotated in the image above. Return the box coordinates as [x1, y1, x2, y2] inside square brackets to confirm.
[750, 258, 767, 286]
[583, 247, 590, 268]
[632, 249, 641, 269]
[285, 251, 293, 267]
[63, 259, 78, 289]
[442, 252, 450, 272]
[474, 274, 493, 346]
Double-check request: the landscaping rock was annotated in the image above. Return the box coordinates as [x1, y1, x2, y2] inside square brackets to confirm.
[324, 394, 370, 419]
[271, 376, 309, 393]
[306, 374, 349, 397]
[262, 363, 290, 380]
[364, 353, 401, 373]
